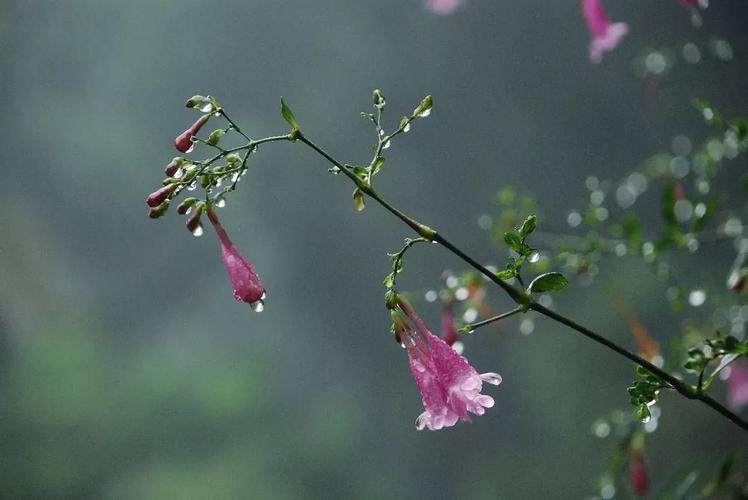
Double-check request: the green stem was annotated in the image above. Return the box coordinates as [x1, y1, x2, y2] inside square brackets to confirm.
[462, 306, 524, 333]
[293, 132, 748, 434]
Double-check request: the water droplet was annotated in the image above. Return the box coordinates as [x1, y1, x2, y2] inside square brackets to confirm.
[185, 143, 195, 154]
[216, 198, 226, 208]
[403, 122, 411, 133]
[191, 224, 204, 237]
[187, 181, 197, 191]
[198, 102, 214, 113]
[688, 289, 706, 306]
[528, 251, 541, 263]
[184, 207, 193, 215]
[231, 172, 241, 183]
[382, 140, 391, 150]
[174, 167, 185, 179]
[418, 108, 431, 118]
[215, 178, 223, 188]
[250, 299, 264, 312]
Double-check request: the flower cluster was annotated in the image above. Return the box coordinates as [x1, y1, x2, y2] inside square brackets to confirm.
[391, 296, 501, 431]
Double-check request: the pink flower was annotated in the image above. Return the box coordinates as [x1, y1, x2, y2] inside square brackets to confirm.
[727, 361, 748, 411]
[581, 0, 629, 63]
[206, 207, 266, 310]
[394, 298, 501, 431]
[424, 0, 465, 15]
[174, 114, 209, 153]
[628, 449, 648, 496]
[145, 183, 176, 208]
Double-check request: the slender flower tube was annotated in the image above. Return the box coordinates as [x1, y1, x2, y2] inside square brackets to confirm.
[581, 0, 629, 63]
[441, 302, 459, 346]
[727, 361, 748, 411]
[174, 114, 210, 153]
[394, 297, 501, 431]
[206, 206, 266, 310]
[424, 0, 465, 15]
[628, 449, 648, 495]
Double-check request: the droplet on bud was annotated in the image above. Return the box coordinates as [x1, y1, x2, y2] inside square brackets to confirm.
[382, 140, 391, 150]
[216, 198, 226, 208]
[403, 122, 411, 133]
[191, 224, 204, 237]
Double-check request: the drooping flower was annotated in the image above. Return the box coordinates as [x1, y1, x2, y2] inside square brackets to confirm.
[581, 0, 629, 63]
[174, 114, 210, 153]
[424, 0, 465, 15]
[206, 206, 266, 310]
[726, 360, 748, 411]
[393, 297, 501, 431]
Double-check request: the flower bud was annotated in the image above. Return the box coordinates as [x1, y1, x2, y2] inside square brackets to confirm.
[146, 184, 177, 208]
[148, 200, 170, 219]
[206, 129, 225, 146]
[352, 188, 365, 212]
[186, 203, 205, 236]
[185, 95, 206, 108]
[412, 95, 433, 118]
[176, 197, 198, 215]
[164, 157, 185, 177]
[175, 114, 210, 153]
[372, 89, 386, 109]
[628, 450, 648, 495]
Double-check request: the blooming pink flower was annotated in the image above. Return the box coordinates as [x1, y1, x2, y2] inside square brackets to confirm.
[394, 299, 501, 431]
[206, 206, 266, 310]
[727, 361, 748, 411]
[581, 0, 629, 63]
[174, 114, 209, 153]
[424, 0, 465, 15]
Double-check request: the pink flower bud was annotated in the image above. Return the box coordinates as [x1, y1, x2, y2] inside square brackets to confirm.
[174, 114, 210, 153]
[424, 0, 465, 15]
[164, 157, 184, 177]
[206, 207, 266, 310]
[727, 361, 748, 411]
[581, 0, 629, 63]
[146, 184, 176, 208]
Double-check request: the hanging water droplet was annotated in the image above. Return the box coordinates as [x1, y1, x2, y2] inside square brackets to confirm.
[185, 143, 195, 154]
[231, 172, 241, 183]
[249, 299, 264, 312]
[528, 251, 541, 263]
[184, 206, 193, 215]
[187, 181, 197, 191]
[418, 108, 431, 118]
[174, 167, 185, 179]
[198, 102, 214, 113]
[382, 140, 391, 150]
[191, 224, 204, 237]
[403, 122, 411, 133]
[216, 198, 226, 208]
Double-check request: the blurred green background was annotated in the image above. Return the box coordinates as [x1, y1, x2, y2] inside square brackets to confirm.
[1, 1, 747, 498]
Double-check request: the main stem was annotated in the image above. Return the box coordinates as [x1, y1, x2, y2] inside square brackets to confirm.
[295, 132, 748, 433]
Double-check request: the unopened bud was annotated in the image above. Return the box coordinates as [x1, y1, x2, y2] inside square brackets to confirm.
[146, 184, 177, 208]
[176, 197, 198, 215]
[352, 188, 365, 212]
[413, 95, 433, 118]
[199, 174, 211, 188]
[628, 450, 648, 496]
[164, 157, 185, 177]
[372, 89, 386, 109]
[174, 114, 210, 153]
[186, 204, 205, 236]
[148, 200, 170, 219]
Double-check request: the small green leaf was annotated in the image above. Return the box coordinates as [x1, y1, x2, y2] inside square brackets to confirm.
[383, 274, 394, 289]
[528, 272, 568, 293]
[413, 95, 432, 118]
[519, 215, 537, 238]
[504, 232, 522, 253]
[280, 97, 299, 130]
[496, 269, 515, 280]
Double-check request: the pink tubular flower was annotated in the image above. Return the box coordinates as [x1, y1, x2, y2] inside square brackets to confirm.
[727, 361, 748, 411]
[174, 114, 209, 153]
[441, 302, 459, 346]
[146, 183, 176, 207]
[581, 0, 629, 63]
[628, 450, 648, 496]
[424, 0, 465, 15]
[394, 298, 501, 431]
[206, 206, 266, 310]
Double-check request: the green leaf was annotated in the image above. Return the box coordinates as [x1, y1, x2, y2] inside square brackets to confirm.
[413, 95, 432, 118]
[518, 215, 537, 238]
[527, 272, 568, 293]
[496, 269, 515, 280]
[280, 97, 299, 130]
[503, 232, 522, 253]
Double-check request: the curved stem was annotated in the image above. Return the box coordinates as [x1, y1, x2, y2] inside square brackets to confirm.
[293, 132, 748, 433]
[462, 306, 524, 333]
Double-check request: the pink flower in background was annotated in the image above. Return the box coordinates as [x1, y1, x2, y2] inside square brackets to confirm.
[679, 0, 699, 8]
[206, 207, 266, 310]
[441, 302, 459, 346]
[581, 0, 629, 63]
[727, 361, 748, 411]
[394, 299, 501, 431]
[424, 0, 465, 15]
